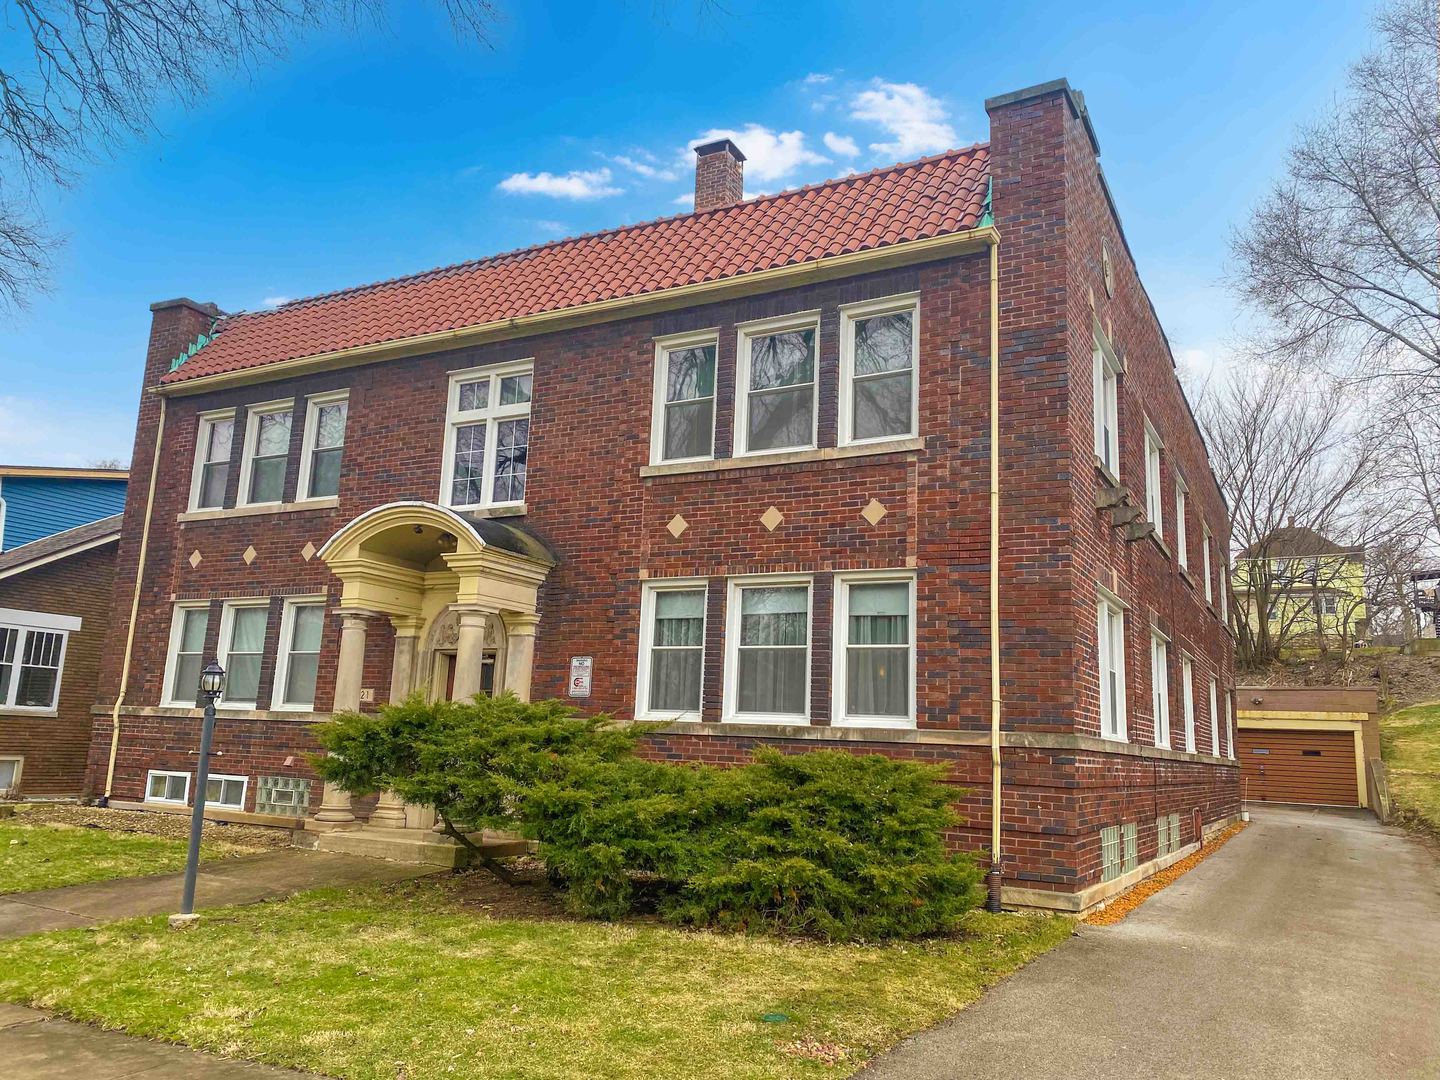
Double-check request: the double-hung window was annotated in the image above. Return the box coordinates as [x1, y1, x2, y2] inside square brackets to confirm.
[146, 770, 190, 805]
[299, 392, 348, 500]
[636, 581, 707, 719]
[725, 577, 811, 723]
[651, 334, 717, 464]
[1181, 655, 1196, 753]
[840, 295, 919, 445]
[162, 604, 210, 708]
[217, 601, 269, 709]
[240, 401, 294, 506]
[1208, 675, 1220, 756]
[834, 573, 915, 727]
[736, 314, 818, 455]
[1202, 525, 1214, 604]
[1218, 558, 1228, 623]
[1225, 692, 1234, 758]
[1096, 592, 1127, 740]
[1092, 330, 1121, 474]
[443, 362, 533, 509]
[1144, 420, 1164, 538]
[190, 410, 235, 510]
[0, 610, 75, 713]
[1150, 632, 1170, 748]
[274, 599, 325, 710]
[1175, 474, 1189, 569]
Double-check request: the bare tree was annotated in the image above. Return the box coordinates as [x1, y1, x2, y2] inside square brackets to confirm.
[0, 0, 498, 313]
[1231, 0, 1440, 379]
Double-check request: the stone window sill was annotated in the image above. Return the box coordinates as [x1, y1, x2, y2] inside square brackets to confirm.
[178, 497, 339, 523]
[639, 437, 925, 478]
[1093, 455, 1120, 488]
[464, 503, 528, 519]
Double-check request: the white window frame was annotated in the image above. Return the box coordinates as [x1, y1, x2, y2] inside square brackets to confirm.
[272, 597, 327, 712]
[634, 578, 708, 721]
[1208, 675, 1220, 757]
[1150, 631, 1170, 749]
[205, 773, 249, 809]
[188, 408, 237, 512]
[1097, 589, 1127, 741]
[832, 570, 917, 729]
[0, 608, 78, 715]
[1226, 692, 1235, 759]
[439, 360, 534, 510]
[838, 293, 920, 448]
[1175, 473, 1189, 569]
[237, 398, 295, 508]
[160, 602, 211, 709]
[1219, 556, 1228, 623]
[1092, 327, 1121, 475]
[1181, 655, 1197, 753]
[1144, 419, 1164, 539]
[722, 574, 813, 725]
[297, 390, 349, 502]
[216, 599, 271, 710]
[649, 331, 719, 466]
[0, 755, 22, 794]
[145, 769, 190, 806]
[734, 311, 821, 458]
[1202, 524, 1214, 604]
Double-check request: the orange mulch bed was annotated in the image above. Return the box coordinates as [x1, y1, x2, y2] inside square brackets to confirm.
[1084, 820, 1249, 926]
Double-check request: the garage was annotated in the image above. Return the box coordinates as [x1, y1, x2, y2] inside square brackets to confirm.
[1236, 686, 1381, 811]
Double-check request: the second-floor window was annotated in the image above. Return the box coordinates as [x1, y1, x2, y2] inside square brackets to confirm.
[1175, 473, 1189, 569]
[1144, 421, 1164, 539]
[1202, 525, 1214, 604]
[652, 334, 717, 464]
[840, 295, 919, 445]
[1092, 332, 1121, 474]
[736, 314, 818, 455]
[240, 401, 294, 506]
[299, 392, 348, 500]
[191, 411, 235, 510]
[443, 362, 533, 509]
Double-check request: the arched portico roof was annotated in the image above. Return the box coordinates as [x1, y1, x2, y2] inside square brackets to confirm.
[316, 501, 488, 563]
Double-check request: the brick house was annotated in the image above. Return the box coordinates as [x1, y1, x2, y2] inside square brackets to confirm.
[1, 515, 121, 796]
[90, 79, 1239, 911]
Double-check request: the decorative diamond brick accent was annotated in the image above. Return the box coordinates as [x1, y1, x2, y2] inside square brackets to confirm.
[861, 499, 888, 525]
[187, 550, 203, 569]
[301, 541, 317, 562]
[666, 514, 688, 538]
[242, 545, 258, 566]
[760, 506, 784, 532]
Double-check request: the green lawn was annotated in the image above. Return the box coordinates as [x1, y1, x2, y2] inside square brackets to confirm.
[0, 822, 236, 895]
[1381, 701, 1440, 836]
[0, 878, 1072, 1079]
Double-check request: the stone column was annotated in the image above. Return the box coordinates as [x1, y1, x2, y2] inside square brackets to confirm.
[451, 607, 493, 700]
[313, 611, 369, 828]
[388, 616, 425, 703]
[502, 611, 541, 703]
[368, 789, 408, 829]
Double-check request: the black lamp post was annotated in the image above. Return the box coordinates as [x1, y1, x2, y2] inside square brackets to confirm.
[178, 660, 226, 919]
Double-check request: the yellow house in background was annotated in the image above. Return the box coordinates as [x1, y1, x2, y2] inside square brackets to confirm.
[1233, 527, 1368, 647]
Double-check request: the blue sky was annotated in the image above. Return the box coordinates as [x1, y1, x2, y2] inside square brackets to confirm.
[0, 0, 1374, 465]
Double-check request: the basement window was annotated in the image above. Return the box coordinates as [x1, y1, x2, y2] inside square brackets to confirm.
[205, 774, 248, 809]
[146, 770, 190, 805]
[1100, 825, 1123, 882]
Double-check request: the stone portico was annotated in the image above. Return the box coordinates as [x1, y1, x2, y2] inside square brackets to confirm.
[303, 501, 553, 864]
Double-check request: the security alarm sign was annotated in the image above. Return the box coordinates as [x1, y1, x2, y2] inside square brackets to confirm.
[568, 656, 593, 698]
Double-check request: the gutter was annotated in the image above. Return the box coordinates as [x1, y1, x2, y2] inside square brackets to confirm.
[102, 396, 167, 802]
[986, 237, 1004, 912]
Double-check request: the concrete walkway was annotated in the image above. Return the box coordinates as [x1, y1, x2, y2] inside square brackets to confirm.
[0, 849, 438, 939]
[865, 807, 1440, 1079]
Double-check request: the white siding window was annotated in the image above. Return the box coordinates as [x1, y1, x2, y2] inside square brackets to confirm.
[239, 400, 294, 506]
[217, 602, 270, 709]
[1175, 474, 1189, 569]
[0, 609, 75, 713]
[1151, 632, 1170, 748]
[1144, 421, 1164, 539]
[1097, 593, 1127, 741]
[190, 410, 235, 510]
[1202, 525, 1214, 604]
[161, 604, 210, 708]
[735, 313, 818, 456]
[274, 599, 325, 710]
[299, 392, 348, 501]
[442, 362, 533, 509]
[724, 577, 811, 723]
[839, 295, 919, 446]
[146, 770, 190, 805]
[1181, 655, 1196, 753]
[636, 581, 707, 720]
[651, 334, 717, 464]
[206, 774, 248, 809]
[1092, 332, 1121, 474]
[833, 573, 916, 728]
[1226, 692, 1235, 758]
[1208, 675, 1220, 757]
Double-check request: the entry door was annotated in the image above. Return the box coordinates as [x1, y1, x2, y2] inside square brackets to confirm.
[442, 650, 498, 700]
[1237, 729, 1359, 806]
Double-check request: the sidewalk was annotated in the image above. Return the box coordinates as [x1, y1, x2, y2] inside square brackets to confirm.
[0, 1003, 326, 1078]
[0, 849, 439, 939]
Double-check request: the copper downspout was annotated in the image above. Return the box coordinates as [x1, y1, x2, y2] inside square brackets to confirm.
[986, 238, 1004, 912]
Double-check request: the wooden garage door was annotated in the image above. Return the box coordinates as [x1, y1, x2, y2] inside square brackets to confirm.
[1237, 729, 1358, 806]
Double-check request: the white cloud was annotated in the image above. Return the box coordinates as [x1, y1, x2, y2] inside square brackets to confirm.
[531, 219, 568, 237]
[823, 132, 860, 157]
[850, 80, 957, 158]
[672, 192, 695, 208]
[0, 395, 132, 467]
[261, 295, 292, 308]
[497, 167, 622, 200]
[803, 72, 833, 85]
[612, 154, 679, 182]
[687, 125, 827, 184]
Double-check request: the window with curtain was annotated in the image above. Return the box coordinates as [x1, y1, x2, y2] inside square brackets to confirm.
[657, 341, 716, 461]
[733, 584, 809, 718]
[221, 604, 268, 706]
[841, 578, 912, 722]
[845, 303, 916, 443]
[302, 395, 347, 499]
[244, 406, 293, 504]
[642, 587, 705, 715]
[445, 364, 532, 508]
[278, 602, 324, 708]
[742, 324, 815, 453]
[193, 413, 234, 509]
[166, 606, 209, 707]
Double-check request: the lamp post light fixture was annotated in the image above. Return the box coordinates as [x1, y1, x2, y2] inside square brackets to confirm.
[172, 660, 225, 927]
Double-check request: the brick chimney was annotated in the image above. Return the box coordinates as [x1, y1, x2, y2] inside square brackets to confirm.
[693, 138, 745, 211]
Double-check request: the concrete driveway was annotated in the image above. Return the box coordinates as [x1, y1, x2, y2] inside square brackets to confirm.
[865, 807, 1440, 1079]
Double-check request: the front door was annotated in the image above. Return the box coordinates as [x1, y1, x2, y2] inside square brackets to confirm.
[442, 649, 498, 700]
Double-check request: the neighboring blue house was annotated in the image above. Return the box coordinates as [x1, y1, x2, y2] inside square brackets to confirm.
[0, 466, 128, 552]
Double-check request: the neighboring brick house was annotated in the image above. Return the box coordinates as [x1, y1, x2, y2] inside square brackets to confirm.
[0, 465, 128, 551]
[90, 79, 1238, 911]
[0, 516, 121, 796]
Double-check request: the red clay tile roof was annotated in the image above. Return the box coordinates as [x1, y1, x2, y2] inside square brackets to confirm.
[163, 145, 990, 385]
